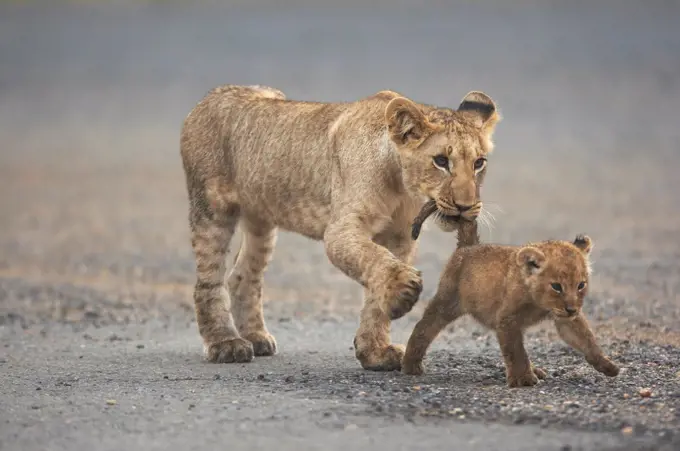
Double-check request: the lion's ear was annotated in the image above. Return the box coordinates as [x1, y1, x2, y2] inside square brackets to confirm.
[458, 91, 500, 138]
[385, 97, 431, 146]
[572, 234, 593, 255]
[516, 246, 546, 275]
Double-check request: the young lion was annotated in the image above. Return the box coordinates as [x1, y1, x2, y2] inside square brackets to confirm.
[401, 230, 620, 387]
[180, 85, 501, 371]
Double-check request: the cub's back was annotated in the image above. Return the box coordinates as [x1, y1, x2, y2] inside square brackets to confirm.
[436, 244, 518, 326]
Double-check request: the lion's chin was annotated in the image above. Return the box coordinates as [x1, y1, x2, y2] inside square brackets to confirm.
[433, 214, 461, 233]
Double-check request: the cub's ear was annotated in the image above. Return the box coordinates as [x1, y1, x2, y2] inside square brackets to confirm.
[516, 246, 546, 274]
[385, 97, 431, 146]
[458, 91, 500, 138]
[572, 234, 593, 255]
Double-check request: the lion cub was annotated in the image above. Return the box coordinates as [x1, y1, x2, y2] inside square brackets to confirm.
[402, 223, 620, 387]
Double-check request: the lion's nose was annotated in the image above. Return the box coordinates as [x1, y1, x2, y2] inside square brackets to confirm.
[565, 306, 577, 316]
[454, 203, 474, 212]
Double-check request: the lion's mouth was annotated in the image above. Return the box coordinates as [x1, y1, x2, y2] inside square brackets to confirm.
[439, 212, 462, 222]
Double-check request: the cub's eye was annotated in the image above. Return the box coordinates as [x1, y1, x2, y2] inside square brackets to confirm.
[577, 281, 586, 291]
[473, 157, 486, 171]
[550, 283, 563, 293]
[433, 155, 449, 169]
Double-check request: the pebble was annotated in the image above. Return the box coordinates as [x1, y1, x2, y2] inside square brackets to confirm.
[136, 344, 145, 349]
[639, 388, 652, 398]
[106, 399, 117, 406]
[213, 374, 221, 380]
[621, 426, 634, 436]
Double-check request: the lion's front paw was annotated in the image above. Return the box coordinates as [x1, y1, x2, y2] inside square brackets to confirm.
[382, 264, 423, 320]
[242, 331, 277, 357]
[507, 371, 539, 388]
[593, 356, 620, 377]
[206, 338, 254, 363]
[356, 343, 405, 372]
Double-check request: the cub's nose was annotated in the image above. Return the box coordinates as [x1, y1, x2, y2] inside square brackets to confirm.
[565, 306, 577, 316]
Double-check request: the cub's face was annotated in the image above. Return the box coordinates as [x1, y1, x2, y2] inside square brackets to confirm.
[516, 235, 594, 318]
[385, 92, 500, 232]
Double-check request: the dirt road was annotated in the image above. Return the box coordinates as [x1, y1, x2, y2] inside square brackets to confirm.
[1, 1, 679, 450]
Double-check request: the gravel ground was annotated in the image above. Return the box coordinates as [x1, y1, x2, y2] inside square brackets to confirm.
[1, 1, 679, 450]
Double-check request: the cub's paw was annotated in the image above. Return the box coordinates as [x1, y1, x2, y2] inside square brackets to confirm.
[356, 343, 405, 372]
[532, 365, 547, 380]
[382, 264, 423, 320]
[507, 371, 539, 388]
[242, 331, 277, 357]
[401, 357, 425, 376]
[206, 338, 254, 363]
[593, 357, 620, 377]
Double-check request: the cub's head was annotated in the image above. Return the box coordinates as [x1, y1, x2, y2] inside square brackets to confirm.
[515, 235, 594, 318]
[385, 92, 500, 231]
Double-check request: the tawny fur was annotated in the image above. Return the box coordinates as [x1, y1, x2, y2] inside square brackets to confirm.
[402, 234, 620, 387]
[180, 84, 500, 370]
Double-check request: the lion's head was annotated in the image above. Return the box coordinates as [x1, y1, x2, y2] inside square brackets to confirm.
[385, 92, 500, 232]
[515, 235, 593, 318]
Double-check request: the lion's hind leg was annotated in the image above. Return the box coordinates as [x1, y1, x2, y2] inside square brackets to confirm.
[228, 215, 278, 357]
[189, 179, 254, 363]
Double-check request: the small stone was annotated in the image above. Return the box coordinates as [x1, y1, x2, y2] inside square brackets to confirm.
[449, 407, 464, 415]
[284, 376, 295, 383]
[621, 426, 634, 435]
[563, 400, 580, 408]
[639, 388, 652, 398]
[345, 423, 358, 431]
[623, 393, 630, 399]
[213, 374, 221, 380]
[31, 405, 40, 410]
[163, 375, 169, 379]
[188, 404, 195, 409]
[412, 386, 422, 391]
[136, 344, 145, 349]
[106, 399, 117, 406]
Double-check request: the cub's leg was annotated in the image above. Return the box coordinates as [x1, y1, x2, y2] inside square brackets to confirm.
[402, 294, 462, 376]
[228, 216, 278, 357]
[496, 317, 538, 387]
[189, 181, 254, 363]
[554, 313, 620, 377]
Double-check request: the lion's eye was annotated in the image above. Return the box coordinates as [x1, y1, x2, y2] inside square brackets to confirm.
[433, 155, 449, 169]
[577, 281, 586, 291]
[474, 157, 486, 171]
[550, 283, 562, 293]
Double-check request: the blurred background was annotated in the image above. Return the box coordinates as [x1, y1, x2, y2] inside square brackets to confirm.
[1, 0, 679, 336]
